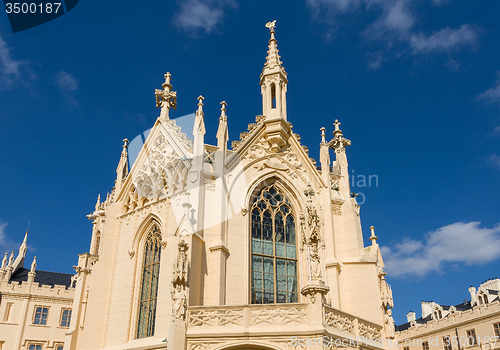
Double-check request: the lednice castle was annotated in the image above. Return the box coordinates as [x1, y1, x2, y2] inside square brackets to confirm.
[1, 22, 500, 350]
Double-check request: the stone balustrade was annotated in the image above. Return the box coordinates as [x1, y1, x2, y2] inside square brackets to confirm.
[186, 303, 383, 342]
[323, 305, 383, 340]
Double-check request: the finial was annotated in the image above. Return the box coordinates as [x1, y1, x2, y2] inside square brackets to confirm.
[95, 194, 101, 212]
[197, 95, 204, 115]
[162, 72, 172, 89]
[30, 256, 37, 273]
[122, 138, 129, 149]
[220, 101, 227, 120]
[369, 226, 378, 245]
[333, 119, 341, 133]
[26, 222, 30, 234]
[320, 127, 326, 144]
[8, 251, 14, 266]
[1, 253, 7, 269]
[155, 72, 177, 120]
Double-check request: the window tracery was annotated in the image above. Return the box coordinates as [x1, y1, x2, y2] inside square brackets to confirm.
[251, 184, 298, 304]
[137, 225, 161, 339]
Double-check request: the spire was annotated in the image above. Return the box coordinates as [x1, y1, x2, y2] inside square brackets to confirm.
[19, 223, 28, 256]
[115, 138, 129, 192]
[217, 101, 229, 151]
[264, 20, 283, 70]
[193, 96, 206, 169]
[121, 138, 129, 157]
[260, 20, 288, 120]
[319, 127, 331, 183]
[194, 95, 206, 136]
[155, 72, 177, 121]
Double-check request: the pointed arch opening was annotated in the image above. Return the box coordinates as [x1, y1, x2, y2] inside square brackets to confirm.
[271, 84, 276, 109]
[250, 183, 298, 304]
[136, 224, 162, 339]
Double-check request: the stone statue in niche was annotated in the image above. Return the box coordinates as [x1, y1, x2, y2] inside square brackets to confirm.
[173, 240, 189, 286]
[172, 240, 189, 321]
[301, 183, 325, 284]
[309, 243, 322, 281]
[384, 309, 395, 339]
[171, 284, 187, 321]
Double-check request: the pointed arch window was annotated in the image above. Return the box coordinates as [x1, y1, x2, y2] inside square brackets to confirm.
[251, 184, 298, 304]
[137, 225, 161, 339]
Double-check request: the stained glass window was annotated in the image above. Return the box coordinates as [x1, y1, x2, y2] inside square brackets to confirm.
[251, 184, 298, 304]
[137, 225, 161, 339]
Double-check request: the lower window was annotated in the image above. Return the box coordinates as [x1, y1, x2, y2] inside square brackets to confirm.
[29, 345, 42, 350]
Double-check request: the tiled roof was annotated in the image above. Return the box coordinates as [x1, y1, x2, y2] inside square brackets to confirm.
[9, 268, 73, 288]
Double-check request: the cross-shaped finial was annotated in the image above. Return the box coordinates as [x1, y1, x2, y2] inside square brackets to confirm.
[333, 119, 341, 132]
[164, 72, 171, 85]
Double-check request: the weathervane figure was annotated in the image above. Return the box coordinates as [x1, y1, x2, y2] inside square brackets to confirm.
[265, 20, 276, 32]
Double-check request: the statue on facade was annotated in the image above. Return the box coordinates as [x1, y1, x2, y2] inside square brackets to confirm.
[301, 184, 325, 284]
[384, 309, 395, 339]
[172, 240, 189, 321]
[309, 243, 322, 281]
[171, 284, 187, 321]
[173, 240, 189, 286]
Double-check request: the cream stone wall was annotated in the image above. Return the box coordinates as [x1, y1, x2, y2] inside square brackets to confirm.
[396, 301, 500, 350]
[0, 258, 75, 350]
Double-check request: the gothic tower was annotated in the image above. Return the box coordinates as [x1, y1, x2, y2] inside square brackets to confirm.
[66, 21, 394, 350]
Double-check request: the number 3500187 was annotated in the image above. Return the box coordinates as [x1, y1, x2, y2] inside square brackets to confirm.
[5, 3, 62, 14]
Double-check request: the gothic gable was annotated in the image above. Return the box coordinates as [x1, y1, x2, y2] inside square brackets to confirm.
[116, 118, 194, 204]
[226, 115, 324, 192]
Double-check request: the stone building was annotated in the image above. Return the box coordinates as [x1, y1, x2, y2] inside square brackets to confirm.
[62, 21, 395, 350]
[0, 230, 75, 350]
[396, 279, 500, 350]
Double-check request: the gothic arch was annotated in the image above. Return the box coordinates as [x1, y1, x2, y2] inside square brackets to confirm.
[246, 172, 305, 215]
[128, 215, 164, 340]
[247, 175, 303, 305]
[214, 341, 283, 350]
[132, 213, 164, 253]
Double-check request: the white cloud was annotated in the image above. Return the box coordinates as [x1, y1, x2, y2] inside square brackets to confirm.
[54, 71, 78, 92]
[381, 222, 500, 278]
[0, 220, 20, 254]
[0, 34, 23, 89]
[174, 0, 236, 34]
[486, 154, 500, 170]
[410, 24, 478, 53]
[475, 72, 500, 106]
[364, 0, 415, 40]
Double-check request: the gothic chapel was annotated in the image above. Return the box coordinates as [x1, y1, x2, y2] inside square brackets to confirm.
[65, 22, 395, 350]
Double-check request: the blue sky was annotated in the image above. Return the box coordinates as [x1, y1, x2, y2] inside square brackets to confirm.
[1, 0, 499, 324]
